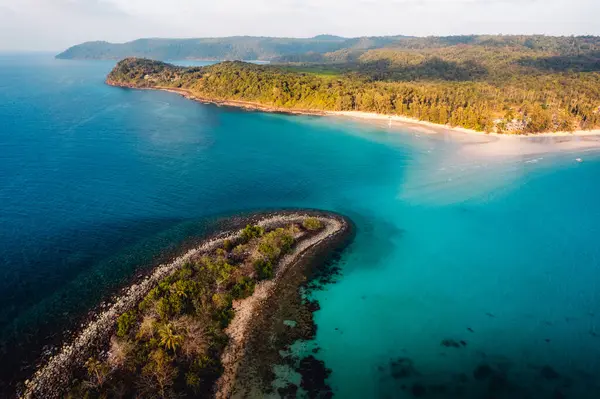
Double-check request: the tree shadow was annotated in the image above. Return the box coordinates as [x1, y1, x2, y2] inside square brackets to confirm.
[356, 57, 489, 82]
[518, 52, 600, 73]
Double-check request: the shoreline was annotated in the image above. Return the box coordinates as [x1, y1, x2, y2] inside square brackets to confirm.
[20, 211, 350, 399]
[226, 214, 353, 398]
[215, 214, 349, 398]
[106, 81, 328, 117]
[107, 81, 600, 139]
[329, 111, 600, 138]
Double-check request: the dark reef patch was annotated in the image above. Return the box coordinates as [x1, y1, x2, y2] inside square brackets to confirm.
[377, 352, 598, 399]
[277, 383, 299, 398]
[473, 364, 494, 381]
[298, 356, 333, 398]
[411, 382, 427, 397]
[441, 339, 464, 348]
[541, 365, 561, 380]
[390, 357, 419, 380]
[487, 372, 510, 394]
[456, 372, 469, 384]
[429, 383, 448, 394]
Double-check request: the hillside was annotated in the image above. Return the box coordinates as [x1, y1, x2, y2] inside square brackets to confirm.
[58, 35, 600, 66]
[55, 35, 409, 61]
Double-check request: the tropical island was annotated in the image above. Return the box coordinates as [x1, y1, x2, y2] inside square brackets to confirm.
[100, 35, 600, 135]
[21, 212, 352, 399]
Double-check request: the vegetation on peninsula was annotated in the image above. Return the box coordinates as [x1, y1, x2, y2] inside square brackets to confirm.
[107, 35, 600, 134]
[64, 219, 326, 398]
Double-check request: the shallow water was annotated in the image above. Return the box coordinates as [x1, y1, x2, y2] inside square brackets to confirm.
[1, 54, 600, 397]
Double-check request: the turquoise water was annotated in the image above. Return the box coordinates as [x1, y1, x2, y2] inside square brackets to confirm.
[2, 54, 600, 397]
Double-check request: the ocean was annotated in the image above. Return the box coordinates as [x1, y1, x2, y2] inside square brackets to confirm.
[1, 53, 600, 397]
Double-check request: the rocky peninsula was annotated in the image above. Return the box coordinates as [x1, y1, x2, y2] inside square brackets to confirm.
[20, 211, 352, 399]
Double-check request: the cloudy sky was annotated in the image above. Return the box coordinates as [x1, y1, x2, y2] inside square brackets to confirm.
[0, 0, 598, 51]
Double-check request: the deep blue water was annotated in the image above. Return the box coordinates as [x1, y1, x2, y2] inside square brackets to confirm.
[2, 54, 600, 397]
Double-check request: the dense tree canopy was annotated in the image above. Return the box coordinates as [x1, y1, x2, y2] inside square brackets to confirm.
[108, 37, 600, 134]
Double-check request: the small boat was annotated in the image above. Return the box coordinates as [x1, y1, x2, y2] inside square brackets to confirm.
[576, 158, 583, 162]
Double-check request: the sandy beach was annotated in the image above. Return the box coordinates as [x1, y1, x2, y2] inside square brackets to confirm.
[106, 81, 600, 159]
[107, 82, 600, 140]
[328, 111, 600, 138]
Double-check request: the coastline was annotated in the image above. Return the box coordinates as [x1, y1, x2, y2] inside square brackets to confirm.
[329, 111, 600, 138]
[215, 214, 349, 398]
[20, 211, 350, 399]
[106, 80, 600, 139]
[106, 81, 328, 118]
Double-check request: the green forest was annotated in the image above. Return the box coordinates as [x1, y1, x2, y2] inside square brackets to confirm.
[107, 36, 600, 134]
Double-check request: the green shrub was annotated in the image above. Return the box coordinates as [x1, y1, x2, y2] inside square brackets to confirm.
[175, 265, 193, 280]
[212, 292, 232, 309]
[216, 248, 227, 258]
[241, 224, 264, 242]
[257, 228, 295, 261]
[185, 371, 201, 391]
[302, 217, 323, 231]
[254, 258, 273, 280]
[231, 277, 256, 299]
[232, 244, 247, 259]
[158, 280, 171, 294]
[148, 337, 159, 349]
[138, 296, 154, 312]
[278, 230, 295, 252]
[215, 308, 235, 328]
[223, 239, 233, 251]
[116, 311, 137, 337]
[167, 292, 185, 315]
[192, 353, 220, 374]
[147, 287, 161, 301]
[156, 297, 173, 320]
[258, 240, 280, 261]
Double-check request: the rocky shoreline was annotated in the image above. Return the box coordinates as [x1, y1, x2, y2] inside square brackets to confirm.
[20, 211, 351, 399]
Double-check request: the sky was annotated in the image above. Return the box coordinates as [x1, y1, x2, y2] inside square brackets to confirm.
[0, 0, 598, 51]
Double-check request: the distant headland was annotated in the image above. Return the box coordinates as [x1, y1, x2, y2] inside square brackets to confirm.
[20, 211, 352, 399]
[55, 35, 409, 61]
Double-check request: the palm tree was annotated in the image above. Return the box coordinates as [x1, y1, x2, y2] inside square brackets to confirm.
[170, 281, 188, 299]
[158, 323, 183, 353]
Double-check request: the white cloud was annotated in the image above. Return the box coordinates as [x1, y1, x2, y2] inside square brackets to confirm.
[0, 0, 598, 51]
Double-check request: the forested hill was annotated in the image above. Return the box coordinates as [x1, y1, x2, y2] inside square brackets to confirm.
[59, 34, 599, 63]
[56, 35, 408, 60]
[107, 55, 600, 134]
